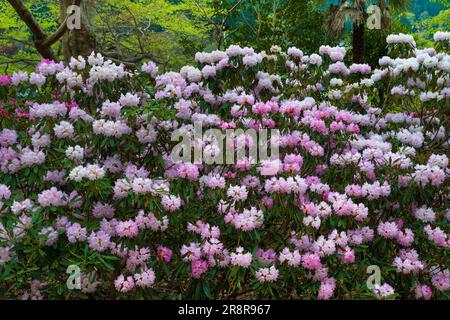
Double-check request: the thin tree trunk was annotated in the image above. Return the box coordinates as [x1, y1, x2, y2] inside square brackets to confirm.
[60, 0, 96, 62]
[352, 21, 365, 63]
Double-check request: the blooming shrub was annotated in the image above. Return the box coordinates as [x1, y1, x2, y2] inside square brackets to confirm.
[0, 33, 449, 300]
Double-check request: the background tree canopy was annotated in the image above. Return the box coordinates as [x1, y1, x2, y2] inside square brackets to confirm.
[0, 0, 448, 73]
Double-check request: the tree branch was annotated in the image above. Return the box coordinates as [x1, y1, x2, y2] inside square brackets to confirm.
[6, 0, 47, 41]
[6, 0, 81, 60]
[102, 51, 160, 64]
[7, 0, 55, 59]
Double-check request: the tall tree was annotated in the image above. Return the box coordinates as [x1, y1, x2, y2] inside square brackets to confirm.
[319, 0, 410, 63]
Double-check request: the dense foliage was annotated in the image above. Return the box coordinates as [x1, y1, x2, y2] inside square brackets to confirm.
[0, 31, 449, 299]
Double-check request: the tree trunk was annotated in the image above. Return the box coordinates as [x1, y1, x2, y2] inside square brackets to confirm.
[352, 21, 365, 63]
[60, 0, 96, 62]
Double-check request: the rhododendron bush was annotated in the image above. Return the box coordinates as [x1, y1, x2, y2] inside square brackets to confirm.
[0, 33, 449, 300]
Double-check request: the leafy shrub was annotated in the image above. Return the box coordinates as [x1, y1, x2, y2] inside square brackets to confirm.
[0, 32, 449, 300]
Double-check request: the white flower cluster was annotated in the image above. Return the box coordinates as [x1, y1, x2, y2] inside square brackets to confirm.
[434, 31, 450, 42]
[69, 164, 105, 181]
[386, 33, 416, 46]
[65, 145, 84, 162]
[92, 119, 132, 138]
